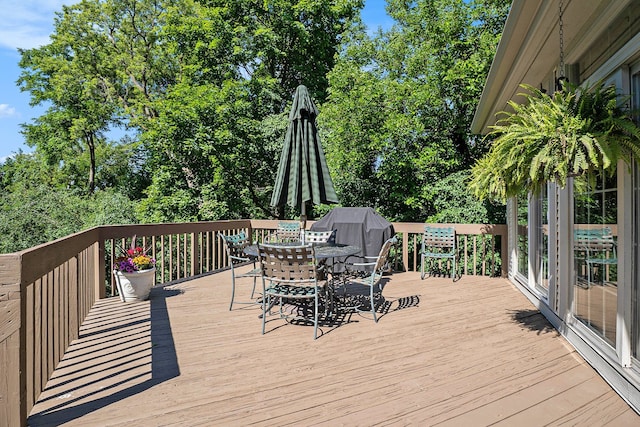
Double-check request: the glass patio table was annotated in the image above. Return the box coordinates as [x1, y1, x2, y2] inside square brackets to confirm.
[243, 242, 360, 260]
[244, 242, 361, 315]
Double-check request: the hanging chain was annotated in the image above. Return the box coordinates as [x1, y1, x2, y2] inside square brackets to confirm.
[558, 0, 565, 78]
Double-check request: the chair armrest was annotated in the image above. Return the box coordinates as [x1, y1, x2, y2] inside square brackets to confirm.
[229, 254, 252, 263]
[348, 261, 376, 267]
[344, 261, 376, 277]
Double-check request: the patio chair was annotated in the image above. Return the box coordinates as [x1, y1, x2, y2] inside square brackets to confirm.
[267, 221, 302, 243]
[258, 244, 326, 339]
[342, 236, 397, 322]
[303, 229, 335, 245]
[421, 226, 457, 281]
[574, 227, 617, 287]
[218, 231, 261, 310]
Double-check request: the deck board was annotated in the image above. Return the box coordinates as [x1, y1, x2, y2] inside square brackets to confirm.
[28, 269, 638, 426]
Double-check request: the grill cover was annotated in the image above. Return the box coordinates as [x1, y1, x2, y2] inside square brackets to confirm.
[310, 207, 395, 271]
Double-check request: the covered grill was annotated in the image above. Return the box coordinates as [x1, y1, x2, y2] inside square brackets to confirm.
[310, 207, 395, 271]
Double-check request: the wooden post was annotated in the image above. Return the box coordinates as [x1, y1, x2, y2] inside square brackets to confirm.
[0, 253, 26, 426]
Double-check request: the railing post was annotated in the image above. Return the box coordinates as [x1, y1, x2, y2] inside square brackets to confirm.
[96, 239, 106, 300]
[0, 253, 26, 426]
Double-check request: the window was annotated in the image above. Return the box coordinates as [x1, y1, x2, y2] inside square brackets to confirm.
[516, 192, 528, 278]
[535, 187, 549, 294]
[573, 172, 618, 348]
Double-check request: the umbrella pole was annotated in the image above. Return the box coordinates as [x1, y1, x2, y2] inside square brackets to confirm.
[300, 202, 307, 232]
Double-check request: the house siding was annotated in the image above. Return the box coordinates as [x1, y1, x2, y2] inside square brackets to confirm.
[577, 3, 640, 82]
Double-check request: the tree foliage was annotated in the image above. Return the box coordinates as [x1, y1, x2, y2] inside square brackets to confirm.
[16, 0, 360, 222]
[0, 152, 138, 252]
[17, 0, 173, 194]
[321, 0, 509, 221]
[137, 0, 361, 221]
[426, 170, 505, 224]
[4, 0, 511, 253]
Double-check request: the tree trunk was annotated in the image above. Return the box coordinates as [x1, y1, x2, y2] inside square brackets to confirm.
[87, 133, 96, 194]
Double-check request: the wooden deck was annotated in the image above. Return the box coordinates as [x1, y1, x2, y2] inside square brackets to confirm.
[27, 269, 638, 426]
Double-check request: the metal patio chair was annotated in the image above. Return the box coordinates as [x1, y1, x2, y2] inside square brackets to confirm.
[421, 226, 457, 281]
[258, 244, 327, 339]
[218, 231, 261, 310]
[303, 229, 335, 245]
[342, 236, 396, 322]
[574, 227, 617, 287]
[267, 221, 302, 243]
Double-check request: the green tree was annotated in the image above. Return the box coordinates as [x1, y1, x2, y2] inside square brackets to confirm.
[16, 0, 361, 226]
[426, 170, 505, 224]
[138, 0, 361, 221]
[0, 153, 138, 253]
[18, 0, 178, 194]
[322, 0, 509, 222]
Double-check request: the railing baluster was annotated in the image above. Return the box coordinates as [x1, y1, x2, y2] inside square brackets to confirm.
[160, 235, 165, 283]
[169, 234, 174, 282]
[473, 236, 478, 276]
[464, 235, 469, 276]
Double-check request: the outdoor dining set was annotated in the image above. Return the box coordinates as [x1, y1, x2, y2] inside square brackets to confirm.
[219, 222, 396, 339]
[219, 210, 459, 339]
[242, 85, 458, 339]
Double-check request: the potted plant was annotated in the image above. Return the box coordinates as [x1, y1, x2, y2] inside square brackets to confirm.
[470, 81, 640, 201]
[113, 237, 156, 302]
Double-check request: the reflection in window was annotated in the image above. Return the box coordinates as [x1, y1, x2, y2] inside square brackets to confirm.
[535, 187, 549, 294]
[573, 171, 618, 348]
[517, 192, 528, 278]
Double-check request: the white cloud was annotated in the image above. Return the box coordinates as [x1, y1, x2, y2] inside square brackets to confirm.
[0, 1, 71, 50]
[0, 104, 18, 118]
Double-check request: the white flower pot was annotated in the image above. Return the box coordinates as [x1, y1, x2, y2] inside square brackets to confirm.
[113, 268, 156, 302]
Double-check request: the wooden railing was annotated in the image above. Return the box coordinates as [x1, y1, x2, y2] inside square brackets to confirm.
[251, 220, 507, 277]
[0, 220, 505, 426]
[391, 223, 508, 277]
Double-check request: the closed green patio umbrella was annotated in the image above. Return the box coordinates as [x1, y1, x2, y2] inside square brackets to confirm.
[270, 85, 339, 222]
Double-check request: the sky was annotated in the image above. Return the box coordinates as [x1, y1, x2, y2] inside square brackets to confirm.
[0, 0, 393, 162]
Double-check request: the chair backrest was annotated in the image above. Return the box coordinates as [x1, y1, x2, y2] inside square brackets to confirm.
[304, 230, 335, 245]
[574, 227, 616, 255]
[258, 244, 317, 284]
[218, 231, 250, 258]
[275, 221, 302, 243]
[278, 221, 301, 232]
[423, 226, 456, 249]
[374, 237, 397, 273]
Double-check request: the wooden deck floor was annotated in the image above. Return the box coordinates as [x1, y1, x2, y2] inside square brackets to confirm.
[28, 269, 638, 426]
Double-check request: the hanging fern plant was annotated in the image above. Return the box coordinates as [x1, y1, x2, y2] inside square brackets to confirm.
[470, 81, 640, 201]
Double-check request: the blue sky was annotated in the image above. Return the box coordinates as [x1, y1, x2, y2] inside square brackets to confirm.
[0, 0, 392, 161]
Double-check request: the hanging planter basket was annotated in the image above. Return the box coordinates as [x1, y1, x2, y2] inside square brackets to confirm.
[470, 81, 640, 201]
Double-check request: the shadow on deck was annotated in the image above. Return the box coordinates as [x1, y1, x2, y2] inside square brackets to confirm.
[28, 270, 638, 426]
